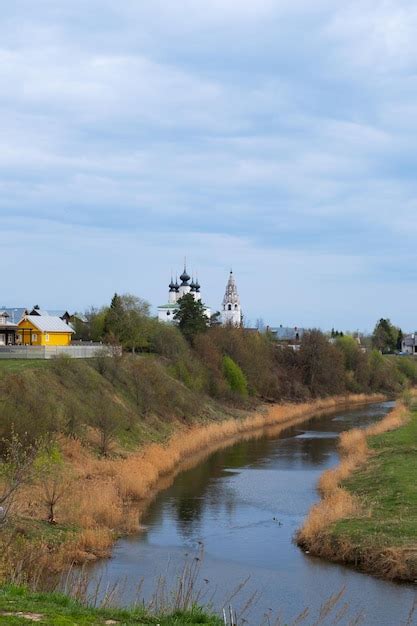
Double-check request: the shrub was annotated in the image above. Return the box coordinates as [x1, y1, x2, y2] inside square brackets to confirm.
[396, 356, 417, 385]
[222, 356, 248, 397]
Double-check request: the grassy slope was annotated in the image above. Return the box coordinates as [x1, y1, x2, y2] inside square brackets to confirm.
[0, 357, 228, 449]
[0, 360, 51, 372]
[0, 586, 222, 625]
[331, 410, 417, 551]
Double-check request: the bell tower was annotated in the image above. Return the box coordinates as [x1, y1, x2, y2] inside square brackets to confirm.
[221, 270, 242, 326]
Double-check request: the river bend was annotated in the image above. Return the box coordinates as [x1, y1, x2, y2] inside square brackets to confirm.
[87, 401, 417, 625]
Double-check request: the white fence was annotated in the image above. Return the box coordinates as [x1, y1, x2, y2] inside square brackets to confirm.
[0, 344, 118, 359]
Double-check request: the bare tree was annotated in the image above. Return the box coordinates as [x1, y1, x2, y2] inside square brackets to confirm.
[91, 399, 120, 457]
[0, 431, 39, 523]
[35, 444, 67, 524]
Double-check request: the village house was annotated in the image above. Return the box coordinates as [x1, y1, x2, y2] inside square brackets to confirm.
[0, 311, 18, 346]
[0, 308, 29, 324]
[267, 325, 305, 342]
[17, 315, 74, 346]
[401, 333, 417, 355]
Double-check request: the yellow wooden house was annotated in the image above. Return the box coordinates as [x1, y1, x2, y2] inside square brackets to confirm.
[17, 316, 74, 346]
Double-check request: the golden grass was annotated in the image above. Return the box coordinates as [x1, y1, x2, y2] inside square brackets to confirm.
[297, 403, 409, 548]
[10, 393, 385, 571]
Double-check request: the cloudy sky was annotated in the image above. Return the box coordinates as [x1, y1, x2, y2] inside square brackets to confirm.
[2, 1, 417, 330]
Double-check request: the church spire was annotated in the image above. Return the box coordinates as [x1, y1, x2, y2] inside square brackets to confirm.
[221, 270, 242, 326]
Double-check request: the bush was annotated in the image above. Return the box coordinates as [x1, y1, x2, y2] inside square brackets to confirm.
[222, 356, 248, 397]
[396, 357, 417, 385]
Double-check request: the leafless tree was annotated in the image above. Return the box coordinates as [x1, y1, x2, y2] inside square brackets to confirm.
[0, 431, 39, 523]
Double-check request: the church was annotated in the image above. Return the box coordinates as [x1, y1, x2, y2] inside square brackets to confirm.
[157, 264, 242, 327]
[157, 264, 211, 323]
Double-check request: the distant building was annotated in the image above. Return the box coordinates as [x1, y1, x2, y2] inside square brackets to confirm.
[267, 325, 305, 343]
[221, 271, 242, 326]
[157, 262, 211, 323]
[0, 308, 29, 324]
[401, 333, 417, 355]
[17, 316, 74, 346]
[0, 311, 18, 346]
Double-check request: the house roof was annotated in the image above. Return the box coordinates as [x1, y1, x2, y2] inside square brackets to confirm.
[0, 311, 18, 329]
[30, 309, 50, 317]
[20, 316, 75, 333]
[269, 326, 305, 341]
[1, 308, 29, 323]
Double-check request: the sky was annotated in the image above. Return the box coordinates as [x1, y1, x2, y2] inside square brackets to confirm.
[2, 1, 417, 331]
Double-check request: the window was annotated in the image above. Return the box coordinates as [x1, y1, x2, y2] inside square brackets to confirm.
[45, 333, 50, 342]
[234, 304, 238, 310]
[228, 304, 232, 311]
[32, 333, 37, 342]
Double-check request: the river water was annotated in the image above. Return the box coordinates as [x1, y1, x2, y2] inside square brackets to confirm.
[87, 401, 416, 625]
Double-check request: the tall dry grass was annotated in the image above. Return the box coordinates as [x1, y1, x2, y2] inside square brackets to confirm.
[296, 402, 410, 579]
[12, 393, 385, 570]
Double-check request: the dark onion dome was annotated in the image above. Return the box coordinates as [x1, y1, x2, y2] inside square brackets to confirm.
[169, 278, 176, 291]
[190, 279, 196, 292]
[195, 278, 201, 292]
[180, 267, 190, 285]
[174, 277, 180, 292]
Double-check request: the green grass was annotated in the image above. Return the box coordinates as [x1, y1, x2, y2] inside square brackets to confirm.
[4, 517, 79, 545]
[331, 410, 417, 549]
[0, 585, 223, 625]
[0, 359, 51, 372]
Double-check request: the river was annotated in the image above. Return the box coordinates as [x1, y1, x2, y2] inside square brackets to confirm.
[86, 401, 416, 625]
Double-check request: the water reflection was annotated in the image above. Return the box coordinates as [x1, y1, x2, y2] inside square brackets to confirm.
[87, 401, 417, 625]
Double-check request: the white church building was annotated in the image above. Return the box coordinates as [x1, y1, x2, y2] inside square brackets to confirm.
[157, 265, 242, 327]
[157, 264, 211, 323]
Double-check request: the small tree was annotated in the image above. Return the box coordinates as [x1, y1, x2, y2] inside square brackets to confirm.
[372, 319, 399, 353]
[299, 330, 345, 397]
[104, 293, 151, 352]
[91, 399, 119, 456]
[174, 293, 209, 343]
[397, 328, 404, 352]
[34, 443, 67, 524]
[210, 311, 222, 327]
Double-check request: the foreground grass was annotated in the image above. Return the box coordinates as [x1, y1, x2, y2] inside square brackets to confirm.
[0, 585, 222, 625]
[333, 409, 417, 550]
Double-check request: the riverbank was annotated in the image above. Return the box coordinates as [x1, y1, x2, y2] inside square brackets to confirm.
[0, 585, 223, 625]
[297, 401, 417, 582]
[3, 392, 385, 584]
